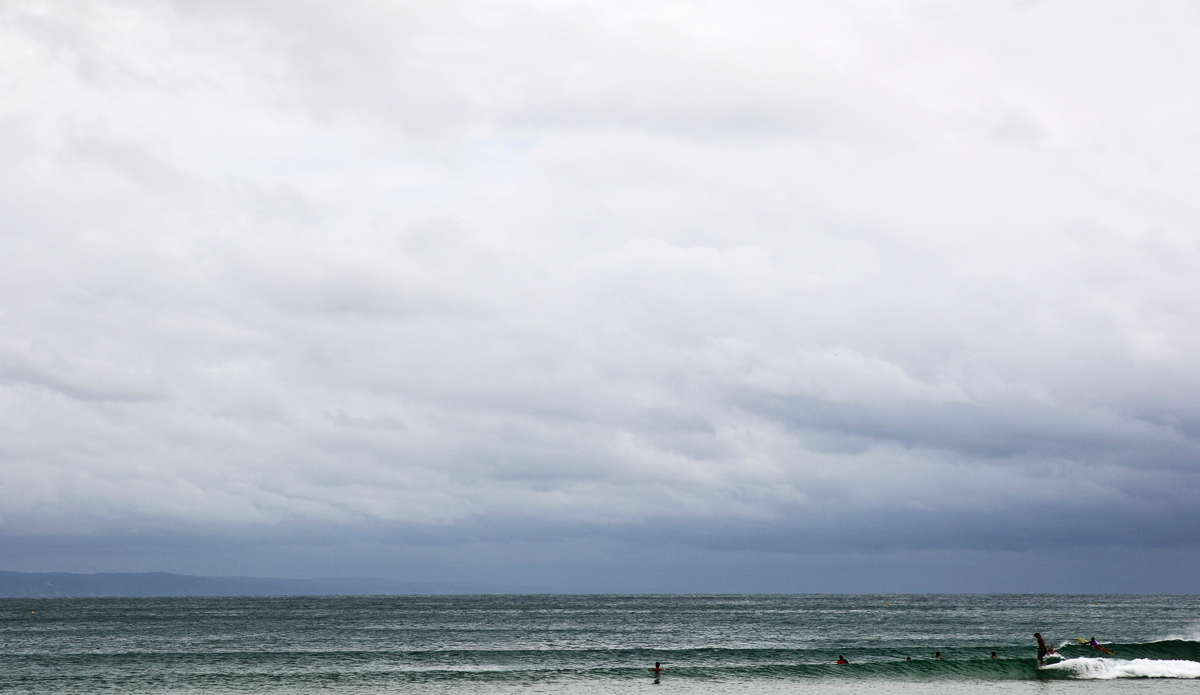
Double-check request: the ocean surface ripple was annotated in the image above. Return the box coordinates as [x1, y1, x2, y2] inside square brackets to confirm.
[2, 594, 1199, 694]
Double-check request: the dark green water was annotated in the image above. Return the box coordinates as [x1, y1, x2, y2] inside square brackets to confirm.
[2, 594, 1199, 694]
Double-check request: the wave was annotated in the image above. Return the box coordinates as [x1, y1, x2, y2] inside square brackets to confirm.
[6, 640, 1197, 685]
[1043, 657, 1200, 679]
[697, 655, 1199, 681]
[642, 639, 1200, 681]
[1052, 639, 1200, 662]
[1162, 627, 1200, 643]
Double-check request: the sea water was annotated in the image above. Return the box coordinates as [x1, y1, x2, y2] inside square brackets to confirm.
[2, 594, 1198, 694]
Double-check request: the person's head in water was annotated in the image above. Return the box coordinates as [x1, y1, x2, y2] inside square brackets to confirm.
[934, 652, 942, 659]
[906, 657, 911, 661]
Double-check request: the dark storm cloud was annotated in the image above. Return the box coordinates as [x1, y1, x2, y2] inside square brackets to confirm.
[2, 0, 1200, 590]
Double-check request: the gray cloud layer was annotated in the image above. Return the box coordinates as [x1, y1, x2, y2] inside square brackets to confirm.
[2, 0, 1199, 590]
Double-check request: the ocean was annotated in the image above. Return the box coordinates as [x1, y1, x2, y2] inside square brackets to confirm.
[2, 594, 1198, 694]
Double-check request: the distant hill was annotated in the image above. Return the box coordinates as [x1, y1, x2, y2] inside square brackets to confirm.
[0, 571, 521, 597]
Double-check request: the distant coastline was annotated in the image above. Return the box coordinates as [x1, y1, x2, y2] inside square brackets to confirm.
[0, 571, 536, 597]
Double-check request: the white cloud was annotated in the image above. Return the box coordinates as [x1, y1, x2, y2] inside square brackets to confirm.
[2, 0, 1199, 587]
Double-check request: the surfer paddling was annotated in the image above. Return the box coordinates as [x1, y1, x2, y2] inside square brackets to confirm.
[1086, 637, 1115, 655]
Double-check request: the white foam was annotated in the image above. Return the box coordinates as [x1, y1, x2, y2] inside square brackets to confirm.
[1160, 626, 1200, 642]
[1044, 657, 1200, 679]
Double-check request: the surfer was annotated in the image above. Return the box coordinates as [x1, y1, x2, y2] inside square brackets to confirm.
[1088, 637, 1114, 655]
[1034, 633, 1047, 666]
[837, 655, 848, 664]
[991, 652, 997, 659]
[934, 651, 942, 659]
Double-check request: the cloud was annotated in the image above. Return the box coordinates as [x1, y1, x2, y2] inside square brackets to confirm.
[1, 0, 1199, 589]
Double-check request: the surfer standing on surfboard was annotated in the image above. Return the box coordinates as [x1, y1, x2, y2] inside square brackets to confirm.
[1034, 633, 1048, 666]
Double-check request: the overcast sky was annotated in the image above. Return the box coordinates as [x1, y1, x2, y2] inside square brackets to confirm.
[2, 0, 1199, 593]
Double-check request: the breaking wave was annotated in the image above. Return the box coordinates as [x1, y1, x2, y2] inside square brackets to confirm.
[1043, 656, 1200, 679]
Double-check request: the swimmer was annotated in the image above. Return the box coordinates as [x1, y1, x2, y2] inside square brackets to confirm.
[650, 662, 664, 673]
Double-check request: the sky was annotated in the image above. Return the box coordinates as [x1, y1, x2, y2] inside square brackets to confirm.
[2, 0, 1199, 593]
